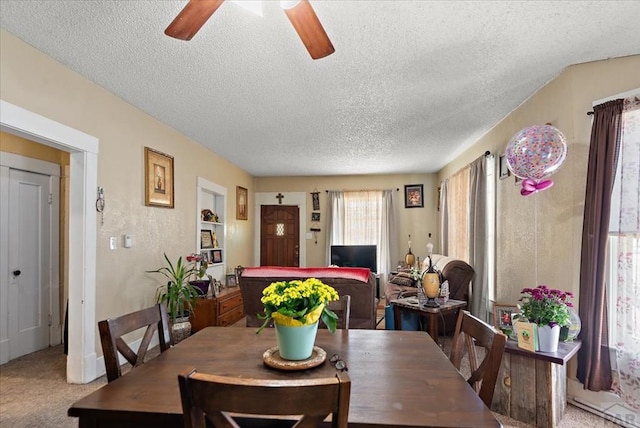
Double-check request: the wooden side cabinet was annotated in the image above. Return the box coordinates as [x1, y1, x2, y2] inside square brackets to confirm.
[190, 288, 244, 332]
[492, 340, 581, 428]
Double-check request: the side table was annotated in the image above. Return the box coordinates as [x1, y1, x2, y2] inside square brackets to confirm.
[190, 287, 244, 332]
[392, 297, 466, 343]
[492, 339, 582, 428]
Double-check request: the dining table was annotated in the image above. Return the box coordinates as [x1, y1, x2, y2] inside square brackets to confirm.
[68, 327, 502, 427]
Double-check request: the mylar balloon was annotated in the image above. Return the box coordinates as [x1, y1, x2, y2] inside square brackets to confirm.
[506, 124, 568, 181]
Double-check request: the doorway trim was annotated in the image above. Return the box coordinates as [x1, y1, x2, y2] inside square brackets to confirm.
[254, 192, 307, 267]
[1, 99, 98, 383]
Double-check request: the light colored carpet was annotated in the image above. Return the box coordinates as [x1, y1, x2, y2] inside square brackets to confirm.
[0, 325, 622, 428]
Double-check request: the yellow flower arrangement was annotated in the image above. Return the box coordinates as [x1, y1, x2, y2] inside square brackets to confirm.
[257, 278, 340, 333]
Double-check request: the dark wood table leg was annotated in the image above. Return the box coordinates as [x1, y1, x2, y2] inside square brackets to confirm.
[427, 313, 438, 343]
[393, 304, 402, 330]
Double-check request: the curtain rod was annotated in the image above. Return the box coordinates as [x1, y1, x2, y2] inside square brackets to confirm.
[587, 111, 594, 116]
[326, 188, 399, 193]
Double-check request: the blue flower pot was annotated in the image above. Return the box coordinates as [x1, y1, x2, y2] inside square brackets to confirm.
[275, 321, 319, 360]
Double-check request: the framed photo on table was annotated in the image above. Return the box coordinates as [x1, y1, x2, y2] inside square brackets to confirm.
[404, 184, 424, 208]
[226, 273, 237, 287]
[144, 147, 174, 208]
[493, 303, 518, 333]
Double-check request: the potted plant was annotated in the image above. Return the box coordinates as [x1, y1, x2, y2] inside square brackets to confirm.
[257, 278, 339, 361]
[186, 253, 210, 296]
[513, 285, 573, 352]
[147, 253, 200, 344]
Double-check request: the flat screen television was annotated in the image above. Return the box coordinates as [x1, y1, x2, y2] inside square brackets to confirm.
[330, 245, 377, 274]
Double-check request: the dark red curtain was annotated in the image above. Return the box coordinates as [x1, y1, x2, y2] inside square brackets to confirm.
[577, 99, 623, 391]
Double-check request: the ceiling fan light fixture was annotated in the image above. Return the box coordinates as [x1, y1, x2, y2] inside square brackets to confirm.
[280, 0, 302, 10]
[230, 0, 263, 17]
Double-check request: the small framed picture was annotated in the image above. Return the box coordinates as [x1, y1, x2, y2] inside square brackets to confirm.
[311, 192, 320, 211]
[201, 251, 210, 263]
[144, 147, 174, 208]
[201, 230, 214, 249]
[499, 154, 510, 180]
[226, 273, 237, 287]
[236, 186, 248, 220]
[493, 303, 518, 333]
[311, 212, 320, 222]
[212, 249, 222, 264]
[404, 184, 424, 208]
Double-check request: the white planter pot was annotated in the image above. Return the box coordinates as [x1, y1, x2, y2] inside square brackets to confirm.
[537, 324, 560, 353]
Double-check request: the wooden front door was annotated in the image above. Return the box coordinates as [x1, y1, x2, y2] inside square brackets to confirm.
[260, 205, 299, 267]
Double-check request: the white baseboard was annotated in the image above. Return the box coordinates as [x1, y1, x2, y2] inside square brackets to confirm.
[567, 378, 640, 428]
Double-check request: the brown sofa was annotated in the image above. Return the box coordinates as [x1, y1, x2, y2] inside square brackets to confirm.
[239, 266, 377, 329]
[385, 254, 474, 334]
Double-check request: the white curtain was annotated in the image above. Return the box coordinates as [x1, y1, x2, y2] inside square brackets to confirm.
[439, 155, 494, 321]
[325, 190, 397, 295]
[469, 155, 493, 321]
[612, 96, 640, 410]
[439, 180, 449, 256]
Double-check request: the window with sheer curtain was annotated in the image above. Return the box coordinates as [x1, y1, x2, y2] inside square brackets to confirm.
[443, 165, 471, 262]
[439, 154, 494, 321]
[326, 190, 398, 293]
[607, 95, 640, 410]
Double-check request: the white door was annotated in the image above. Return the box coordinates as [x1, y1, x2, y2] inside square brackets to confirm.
[7, 169, 54, 359]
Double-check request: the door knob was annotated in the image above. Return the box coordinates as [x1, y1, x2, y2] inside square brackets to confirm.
[12, 269, 21, 276]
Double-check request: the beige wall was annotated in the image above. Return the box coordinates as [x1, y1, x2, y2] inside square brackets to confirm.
[0, 31, 254, 351]
[255, 174, 439, 267]
[438, 55, 640, 306]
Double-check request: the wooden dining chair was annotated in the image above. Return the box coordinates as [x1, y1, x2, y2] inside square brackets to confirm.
[98, 303, 170, 383]
[322, 294, 351, 330]
[178, 368, 351, 428]
[449, 309, 507, 407]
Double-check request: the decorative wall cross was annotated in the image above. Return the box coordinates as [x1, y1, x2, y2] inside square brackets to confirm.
[276, 193, 284, 204]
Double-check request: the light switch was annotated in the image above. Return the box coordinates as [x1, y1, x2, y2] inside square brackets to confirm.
[124, 235, 133, 248]
[109, 236, 117, 250]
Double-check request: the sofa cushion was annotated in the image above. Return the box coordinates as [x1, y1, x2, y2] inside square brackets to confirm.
[388, 271, 416, 287]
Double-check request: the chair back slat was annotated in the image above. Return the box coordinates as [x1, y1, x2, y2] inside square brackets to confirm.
[449, 310, 507, 407]
[322, 295, 351, 330]
[178, 369, 351, 428]
[98, 304, 170, 383]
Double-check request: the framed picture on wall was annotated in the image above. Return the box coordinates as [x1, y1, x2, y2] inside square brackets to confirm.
[311, 212, 320, 222]
[236, 186, 248, 220]
[144, 147, 174, 208]
[404, 184, 424, 208]
[499, 154, 510, 179]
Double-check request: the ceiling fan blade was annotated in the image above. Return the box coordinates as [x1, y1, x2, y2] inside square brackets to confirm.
[284, 0, 335, 59]
[165, 0, 225, 41]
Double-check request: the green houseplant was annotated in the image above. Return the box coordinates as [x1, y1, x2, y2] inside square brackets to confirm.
[147, 253, 200, 323]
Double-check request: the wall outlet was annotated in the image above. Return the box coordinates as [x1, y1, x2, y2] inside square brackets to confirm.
[109, 236, 117, 250]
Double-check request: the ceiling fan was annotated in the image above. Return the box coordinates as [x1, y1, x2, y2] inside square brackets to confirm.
[164, 0, 335, 60]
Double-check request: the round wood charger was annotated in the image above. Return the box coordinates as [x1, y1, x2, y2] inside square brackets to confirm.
[262, 346, 326, 371]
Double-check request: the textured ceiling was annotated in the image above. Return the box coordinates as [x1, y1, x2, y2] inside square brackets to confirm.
[1, 1, 639, 176]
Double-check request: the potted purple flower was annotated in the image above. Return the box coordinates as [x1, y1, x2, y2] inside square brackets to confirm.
[513, 285, 574, 352]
